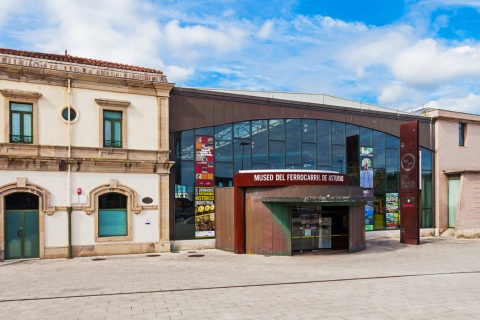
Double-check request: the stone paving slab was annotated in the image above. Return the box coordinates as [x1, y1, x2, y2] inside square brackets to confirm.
[0, 237, 479, 319]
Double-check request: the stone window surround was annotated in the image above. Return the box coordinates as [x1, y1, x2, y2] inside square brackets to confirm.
[0, 89, 42, 144]
[95, 98, 130, 149]
[83, 179, 141, 243]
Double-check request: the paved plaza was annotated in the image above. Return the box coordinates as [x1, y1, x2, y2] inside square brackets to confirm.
[0, 237, 479, 319]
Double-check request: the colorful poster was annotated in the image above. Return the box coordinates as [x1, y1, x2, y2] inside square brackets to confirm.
[360, 147, 374, 189]
[195, 136, 214, 187]
[194, 136, 215, 238]
[386, 193, 399, 229]
[365, 201, 374, 231]
[194, 187, 215, 238]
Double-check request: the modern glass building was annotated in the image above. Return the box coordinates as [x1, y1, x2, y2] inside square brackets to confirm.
[170, 88, 433, 242]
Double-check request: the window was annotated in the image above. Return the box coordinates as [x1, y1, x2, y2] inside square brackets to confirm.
[61, 107, 77, 122]
[98, 193, 127, 237]
[103, 110, 123, 148]
[10, 103, 33, 144]
[95, 98, 130, 149]
[459, 123, 466, 146]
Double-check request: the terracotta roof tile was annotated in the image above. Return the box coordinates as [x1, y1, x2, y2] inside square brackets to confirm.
[0, 48, 164, 75]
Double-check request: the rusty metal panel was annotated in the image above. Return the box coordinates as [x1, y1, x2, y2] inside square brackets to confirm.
[349, 205, 366, 252]
[215, 187, 234, 252]
[400, 121, 420, 245]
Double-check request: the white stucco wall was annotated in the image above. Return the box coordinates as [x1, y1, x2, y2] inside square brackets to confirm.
[1, 171, 161, 247]
[0, 81, 159, 150]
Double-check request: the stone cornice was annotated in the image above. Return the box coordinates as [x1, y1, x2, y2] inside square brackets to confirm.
[95, 98, 131, 108]
[0, 89, 42, 100]
[0, 63, 174, 96]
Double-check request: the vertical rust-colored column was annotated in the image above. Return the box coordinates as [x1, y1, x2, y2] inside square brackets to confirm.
[233, 185, 246, 253]
[400, 121, 420, 245]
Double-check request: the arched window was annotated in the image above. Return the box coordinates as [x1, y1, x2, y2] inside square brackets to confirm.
[98, 192, 127, 237]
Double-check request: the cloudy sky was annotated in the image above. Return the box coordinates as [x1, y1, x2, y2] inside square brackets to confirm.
[1, 0, 480, 114]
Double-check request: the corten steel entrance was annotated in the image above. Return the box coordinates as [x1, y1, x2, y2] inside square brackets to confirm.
[227, 170, 369, 255]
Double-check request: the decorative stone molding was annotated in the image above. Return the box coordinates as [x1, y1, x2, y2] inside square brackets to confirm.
[82, 183, 142, 215]
[95, 98, 131, 108]
[0, 89, 42, 101]
[0, 180, 56, 215]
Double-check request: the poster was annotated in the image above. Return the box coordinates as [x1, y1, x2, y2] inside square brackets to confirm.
[195, 136, 214, 187]
[194, 136, 215, 238]
[386, 193, 399, 229]
[360, 147, 374, 189]
[194, 187, 215, 238]
[365, 201, 374, 231]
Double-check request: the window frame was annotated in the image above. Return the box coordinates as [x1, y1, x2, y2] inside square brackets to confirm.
[98, 192, 128, 238]
[103, 110, 123, 148]
[95, 98, 130, 149]
[1, 89, 41, 145]
[10, 102, 33, 144]
[459, 123, 466, 147]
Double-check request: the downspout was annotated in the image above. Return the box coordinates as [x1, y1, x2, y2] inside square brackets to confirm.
[67, 78, 73, 259]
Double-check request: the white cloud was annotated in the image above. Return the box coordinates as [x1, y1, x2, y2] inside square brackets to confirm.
[378, 84, 407, 104]
[392, 39, 480, 87]
[164, 65, 195, 83]
[257, 20, 274, 39]
[424, 92, 480, 113]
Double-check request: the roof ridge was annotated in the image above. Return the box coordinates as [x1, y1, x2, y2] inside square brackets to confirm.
[0, 47, 164, 75]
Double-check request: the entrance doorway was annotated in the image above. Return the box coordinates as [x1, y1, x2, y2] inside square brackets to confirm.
[291, 206, 349, 254]
[4, 193, 39, 259]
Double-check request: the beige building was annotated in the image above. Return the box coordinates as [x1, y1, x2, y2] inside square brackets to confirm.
[422, 109, 480, 238]
[0, 48, 174, 260]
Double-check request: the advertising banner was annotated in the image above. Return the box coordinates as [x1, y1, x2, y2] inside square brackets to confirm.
[386, 193, 399, 229]
[194, 136, 215, 238]
[365, 201, 374, 231]
[360, 147, 374, 189]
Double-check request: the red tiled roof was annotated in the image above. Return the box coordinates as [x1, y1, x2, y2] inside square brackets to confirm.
[0, 48, 164, 74]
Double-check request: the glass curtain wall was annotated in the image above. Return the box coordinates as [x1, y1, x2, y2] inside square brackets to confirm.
[173, 119, 434, 240]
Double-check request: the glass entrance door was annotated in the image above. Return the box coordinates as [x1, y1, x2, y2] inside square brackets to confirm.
[292, 210, 332, 254]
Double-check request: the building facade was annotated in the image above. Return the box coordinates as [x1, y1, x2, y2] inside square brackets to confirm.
[423, 109, 480, 237]
[169, 88, 435, 252]
[0, 49, 174, 260]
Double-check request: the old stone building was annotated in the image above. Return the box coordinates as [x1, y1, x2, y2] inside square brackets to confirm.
[0, 48, 174, 260]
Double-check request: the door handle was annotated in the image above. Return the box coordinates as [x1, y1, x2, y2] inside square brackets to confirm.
[17, 229, 23, 237]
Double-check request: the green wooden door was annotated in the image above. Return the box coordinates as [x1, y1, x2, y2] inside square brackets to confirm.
[5, 210, 39, 259]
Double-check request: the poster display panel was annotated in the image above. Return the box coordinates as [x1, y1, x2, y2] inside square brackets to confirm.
[194, 136, 215, 238]
[386, 193, 399, 229]
[361, 147, 374, 230]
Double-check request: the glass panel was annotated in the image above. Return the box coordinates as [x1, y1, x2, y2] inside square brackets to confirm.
[269, 119, 285, 140]
[174, 161, 195, 240]
[104, 110, 122, 119]
[331, 122, 345, 145]
[215, 124, 233, 162]
[386, 149, 398, 191]
[317, 120, 331, 166]
[5, 211, 22, 259]
[23, 210, 39, 258]
[459, 123, 465, 146]
[286, 119, 301, 166]
[179, 130, 194, 160]
[234, 139, 251, 172]
[302, 119, 316, 143]
[373, 131, 385, 169]
[11, 103, 32, 112]
[233, 122, 250, 138]
[195, 126, 214, 136]
[23, 113, 32, 137]
[252, 120, 268, 164]
[360, 127, 372, 147]
[385, 134, 398, 149]
[98, 209, 127, 237]
[113, 121, 122, 146]
[421, 173, 433, 228]
[11, 113, 20, 136]
[332, 145, 345, 173]
[374, 169, 385, 196]
[346, 124, 359, 137]
[215, 162, 233, 187]
[252, 163, 269, 170]
[421, 148, 432, 172]
[104, 120, 112, 142]
[302, 143, 316, 169]
[269, 141, 285, 169]
[62, 108, 77, 121]
[448, 177, 460, 228]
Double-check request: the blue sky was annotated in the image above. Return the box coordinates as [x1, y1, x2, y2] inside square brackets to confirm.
[2, 0, 480, 114]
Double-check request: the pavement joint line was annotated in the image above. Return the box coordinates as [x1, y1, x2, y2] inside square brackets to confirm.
[0, 269, 479, 304]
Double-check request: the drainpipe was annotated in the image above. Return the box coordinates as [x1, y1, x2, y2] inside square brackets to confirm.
[67, 78, 73, 259]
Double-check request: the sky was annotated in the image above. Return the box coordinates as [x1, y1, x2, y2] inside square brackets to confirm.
[2, 0, 480, 114]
